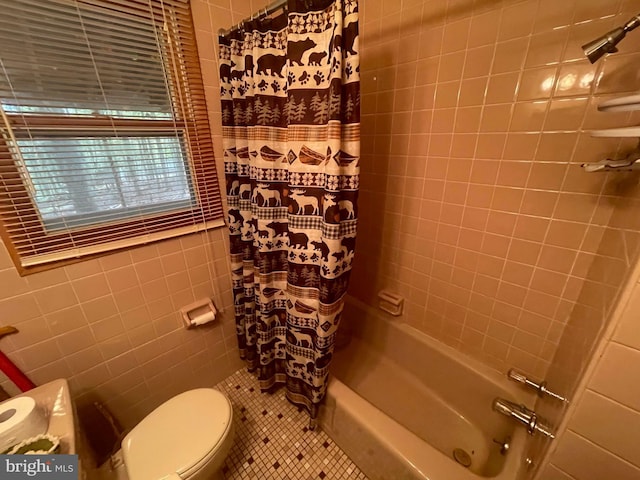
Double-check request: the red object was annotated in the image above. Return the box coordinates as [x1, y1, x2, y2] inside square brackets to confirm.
[0, 351, 35, 392]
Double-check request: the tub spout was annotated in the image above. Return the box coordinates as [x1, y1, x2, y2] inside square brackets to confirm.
[492, 398, 555, 439]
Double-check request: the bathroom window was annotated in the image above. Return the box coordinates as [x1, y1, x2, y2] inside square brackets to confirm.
[0, 0, 223, 273]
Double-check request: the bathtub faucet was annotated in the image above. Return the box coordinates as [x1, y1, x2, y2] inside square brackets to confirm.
[492, 398, 555, 439]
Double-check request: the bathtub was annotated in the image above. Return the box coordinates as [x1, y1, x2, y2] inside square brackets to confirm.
[319, 297, 534, 480]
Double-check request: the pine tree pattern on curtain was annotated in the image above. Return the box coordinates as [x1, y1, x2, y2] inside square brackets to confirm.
[219, 0, 359, 420]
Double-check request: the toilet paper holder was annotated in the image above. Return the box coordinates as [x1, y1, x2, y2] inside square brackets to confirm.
[180, 298, 217, 329]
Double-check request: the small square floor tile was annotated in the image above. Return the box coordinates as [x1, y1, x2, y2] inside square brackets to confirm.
[216, 369, 367, 480]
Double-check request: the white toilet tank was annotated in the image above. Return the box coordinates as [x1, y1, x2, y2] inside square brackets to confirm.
[122, 388, 233, 480]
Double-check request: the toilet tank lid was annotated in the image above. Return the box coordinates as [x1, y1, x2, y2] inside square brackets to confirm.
[123, 388, 232, 480]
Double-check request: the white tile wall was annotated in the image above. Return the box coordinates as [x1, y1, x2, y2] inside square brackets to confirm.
[542, 274, 640, 479]
[549, 431, 639, 480]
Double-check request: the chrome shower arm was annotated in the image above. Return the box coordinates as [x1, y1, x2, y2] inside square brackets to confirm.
[623, 14, 640, 32]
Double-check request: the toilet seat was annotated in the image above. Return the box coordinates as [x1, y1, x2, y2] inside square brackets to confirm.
[122, 388, 232, 480]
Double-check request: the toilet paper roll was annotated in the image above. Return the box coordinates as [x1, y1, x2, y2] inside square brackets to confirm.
[191, 309, 216, 326]
[181, 298, 218, 328]
[0, 397, 48, 452]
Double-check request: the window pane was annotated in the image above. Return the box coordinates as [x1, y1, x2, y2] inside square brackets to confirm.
[0, 0, 172, 118]
[18, 135, 193, 230]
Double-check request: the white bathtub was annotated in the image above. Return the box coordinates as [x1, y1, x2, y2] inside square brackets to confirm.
[319, 297, 533, 480]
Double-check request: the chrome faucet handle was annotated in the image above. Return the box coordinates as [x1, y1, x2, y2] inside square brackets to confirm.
[507, 369, 568, 403]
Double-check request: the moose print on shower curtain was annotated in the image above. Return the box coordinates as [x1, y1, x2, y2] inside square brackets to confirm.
[219, 0, 359, 421]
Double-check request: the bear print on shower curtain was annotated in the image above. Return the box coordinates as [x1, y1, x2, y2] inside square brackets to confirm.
[219, 0, 360, 421]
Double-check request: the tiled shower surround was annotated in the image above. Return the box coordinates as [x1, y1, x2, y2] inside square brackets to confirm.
[350, 0, 640, 384]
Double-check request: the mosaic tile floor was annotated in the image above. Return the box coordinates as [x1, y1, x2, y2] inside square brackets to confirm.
[216, 369, 368, 480]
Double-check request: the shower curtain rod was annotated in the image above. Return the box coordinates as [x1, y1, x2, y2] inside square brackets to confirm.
[217, 0, 287, 36]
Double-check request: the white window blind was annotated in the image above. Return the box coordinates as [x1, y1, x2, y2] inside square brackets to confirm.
[0, 0, 223, 273]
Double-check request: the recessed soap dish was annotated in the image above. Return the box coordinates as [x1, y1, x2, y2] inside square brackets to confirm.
[378, 290, 403, 316]
[585, 94, 640, 171]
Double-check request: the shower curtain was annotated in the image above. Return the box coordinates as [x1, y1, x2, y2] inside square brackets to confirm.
[219, 0, 359, 422]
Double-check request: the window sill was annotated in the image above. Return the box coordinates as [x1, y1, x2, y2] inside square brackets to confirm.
[11, 218, 226, 276]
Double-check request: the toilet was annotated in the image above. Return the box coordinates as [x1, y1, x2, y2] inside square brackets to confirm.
[98, 388, 234, 480]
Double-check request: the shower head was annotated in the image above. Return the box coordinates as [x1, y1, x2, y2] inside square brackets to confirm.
[582, 27, 626, 63]
[582, 14, 640, 64]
